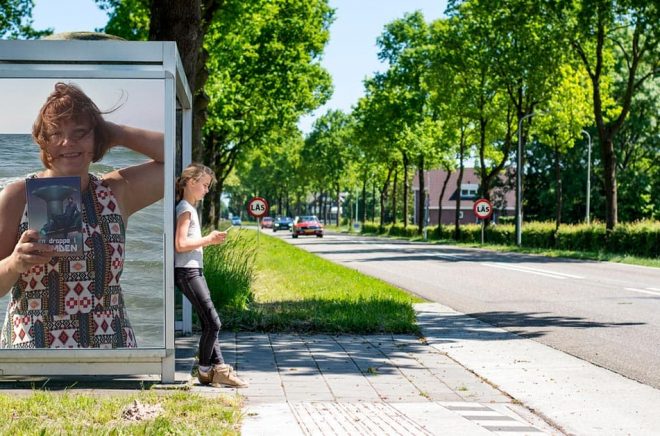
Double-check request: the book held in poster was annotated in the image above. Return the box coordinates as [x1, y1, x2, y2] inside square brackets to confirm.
[26, 176, 83, 256]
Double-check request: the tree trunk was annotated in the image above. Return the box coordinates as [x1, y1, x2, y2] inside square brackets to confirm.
[149, 0, 222, 162]
[371, 182, 376, 223]
[402, 153, 409, 228]
[361, 178, 367, 223]
[438, 168, 452, 227]
[601, 137, 617, 229]
[416, 156, 426, 235]
[391, 168, 398, 225]
[554, 145, 562, 232]
[455, 128, 466, 240]
[336, 184, 341, 227]
[379, 167, 393, 231]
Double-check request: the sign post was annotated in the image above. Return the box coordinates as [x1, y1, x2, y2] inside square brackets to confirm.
[473, 198, 493, 244]
[247, 196, 269, 242]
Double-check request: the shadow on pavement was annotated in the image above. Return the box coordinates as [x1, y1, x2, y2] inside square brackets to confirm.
[416, 309, 644, 343]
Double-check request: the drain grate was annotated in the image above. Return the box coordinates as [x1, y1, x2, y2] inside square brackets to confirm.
[291, 402, 432, 436]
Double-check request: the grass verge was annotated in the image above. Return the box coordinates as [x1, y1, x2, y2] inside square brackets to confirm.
[0, 390, 242, 435]
[215, 230, 423, 334]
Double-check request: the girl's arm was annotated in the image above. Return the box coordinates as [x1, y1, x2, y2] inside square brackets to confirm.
[0, 182, 53, 297]
[175, 211, 226, 253]
[102, 122, 165, 222]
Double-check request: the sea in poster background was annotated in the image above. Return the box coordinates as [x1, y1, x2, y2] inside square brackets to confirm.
[0, 134, 164, 348]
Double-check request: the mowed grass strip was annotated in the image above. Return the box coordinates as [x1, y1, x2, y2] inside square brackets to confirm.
[0, 390, 242, 435]
[219, 231, 424, 333]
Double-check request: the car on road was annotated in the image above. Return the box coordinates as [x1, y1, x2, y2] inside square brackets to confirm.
[261, 216, 274, 229]
[292, 215, 323, 238]
[273, 216, 293, 232]
[231, 216, 242, 226]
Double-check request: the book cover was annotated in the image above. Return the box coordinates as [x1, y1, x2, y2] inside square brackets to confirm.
[26, 176, 83, 257]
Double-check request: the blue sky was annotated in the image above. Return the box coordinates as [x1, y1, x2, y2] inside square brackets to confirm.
[32, 0, 447, 134]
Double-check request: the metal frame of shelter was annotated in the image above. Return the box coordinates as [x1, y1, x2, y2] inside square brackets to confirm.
[0, 40, 191, 383]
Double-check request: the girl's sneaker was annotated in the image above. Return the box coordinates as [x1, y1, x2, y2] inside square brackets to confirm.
[211, 364, 249, 388]
[197, 366, 213, 385]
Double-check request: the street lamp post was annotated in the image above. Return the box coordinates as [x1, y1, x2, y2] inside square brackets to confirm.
[515, 112, 542, 246]
[581, 130, 592, 224]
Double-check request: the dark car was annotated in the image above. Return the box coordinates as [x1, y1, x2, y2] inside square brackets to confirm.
[292, 215, 323, 238]
[273, 216, 293, 232]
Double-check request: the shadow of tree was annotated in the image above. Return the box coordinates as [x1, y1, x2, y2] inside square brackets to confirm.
[416, 308, 644, 343]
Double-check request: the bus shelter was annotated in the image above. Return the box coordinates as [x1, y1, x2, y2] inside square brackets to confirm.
[0, 40, 191, 383]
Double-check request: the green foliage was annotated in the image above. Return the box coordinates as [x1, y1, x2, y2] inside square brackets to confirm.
[204, 229, 257, 310]
[0, 0, 51, 38]
[95, 0, 150, 40]
[202, 0, 334, 217]
[387, 224, 420, 238]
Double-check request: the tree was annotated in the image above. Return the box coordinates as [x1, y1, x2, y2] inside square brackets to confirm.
[201, 0, 333, 223]
[96, 0, 222, 162]
[97, 0, 334, 224]
[557, 0, 660, 229]
[0, 0, 51, 39]
[534, 64, 593, 230]
[303, 110, 354, 226]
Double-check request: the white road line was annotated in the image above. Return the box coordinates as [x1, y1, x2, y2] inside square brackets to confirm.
[481, 262, 579, 279]
[647, 287, 660, 292]
[624, 287, 660, 296]
[499, 264, 584, 279]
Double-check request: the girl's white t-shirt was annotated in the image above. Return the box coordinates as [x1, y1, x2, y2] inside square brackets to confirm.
[175, 200, 203, 268]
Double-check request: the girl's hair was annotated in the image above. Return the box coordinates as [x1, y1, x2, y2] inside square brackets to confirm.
[175, 163, 217, 202]
[32, 82, 112, 169]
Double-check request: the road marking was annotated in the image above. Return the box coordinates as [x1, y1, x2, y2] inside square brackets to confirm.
[647, 287, 660, 292]
[624, 287, 660, 297]
[481, 262, 584, 279]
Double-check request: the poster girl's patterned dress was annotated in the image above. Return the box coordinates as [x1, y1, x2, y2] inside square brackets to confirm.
[1, 174, 137, 348]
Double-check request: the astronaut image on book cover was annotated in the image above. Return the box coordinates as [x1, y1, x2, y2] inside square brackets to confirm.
[26, 176, 83, 256]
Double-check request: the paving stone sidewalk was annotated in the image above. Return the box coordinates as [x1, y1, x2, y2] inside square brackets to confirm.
[197, 328, 559, 435]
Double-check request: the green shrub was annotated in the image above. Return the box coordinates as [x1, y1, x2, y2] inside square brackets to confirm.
[388, 224, 420, 237]
[362, 223, 387, 234]
[606, 221, 660, 257]
[204, 229, 256, 310]
[521, 221, 556, 249]
[556, 223, 605, 251]
[485, 223, 514, 245]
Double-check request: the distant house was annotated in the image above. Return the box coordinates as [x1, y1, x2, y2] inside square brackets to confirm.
[412, 168, 515, 225]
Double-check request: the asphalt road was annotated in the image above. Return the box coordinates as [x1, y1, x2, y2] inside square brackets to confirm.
[268, 229, 660, 390]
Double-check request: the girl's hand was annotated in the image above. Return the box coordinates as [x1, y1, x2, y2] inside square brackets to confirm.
[10, 230, 54, 273]
[207, 230, 227, 245]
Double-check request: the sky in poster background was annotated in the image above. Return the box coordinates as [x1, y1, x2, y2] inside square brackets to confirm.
[32, 0, 447, 134]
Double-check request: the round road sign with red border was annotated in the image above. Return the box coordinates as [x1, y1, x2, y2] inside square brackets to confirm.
[473, 198, 493, 220]
[247, 197, 269, 218]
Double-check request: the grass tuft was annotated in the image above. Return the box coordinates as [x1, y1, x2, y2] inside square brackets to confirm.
[0, 391, 242, 435]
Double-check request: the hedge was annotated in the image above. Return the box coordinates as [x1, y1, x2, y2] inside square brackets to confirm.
[360, 221, 659, 258]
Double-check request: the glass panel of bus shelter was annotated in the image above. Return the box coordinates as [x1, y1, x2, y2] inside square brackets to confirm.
[0, 78, 165, 349]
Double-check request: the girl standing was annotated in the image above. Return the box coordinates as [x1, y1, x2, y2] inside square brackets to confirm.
[175, 163, 247, 388]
